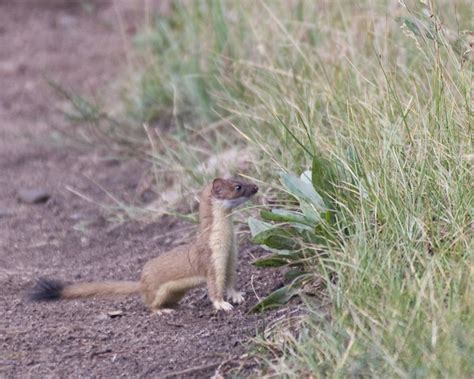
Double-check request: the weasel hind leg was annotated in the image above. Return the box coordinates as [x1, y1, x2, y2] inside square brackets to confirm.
[145, 277, 206, 312]
[150, 287, 186, 311]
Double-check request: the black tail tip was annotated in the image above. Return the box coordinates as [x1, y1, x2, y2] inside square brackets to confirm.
[29, 278, 64, 301]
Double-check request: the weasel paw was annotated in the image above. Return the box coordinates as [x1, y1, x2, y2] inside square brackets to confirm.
[227, 290, 245, 304]
[213, 300, 233, 312]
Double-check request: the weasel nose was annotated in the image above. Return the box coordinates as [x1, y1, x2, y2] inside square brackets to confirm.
[251, 184, 259, 194]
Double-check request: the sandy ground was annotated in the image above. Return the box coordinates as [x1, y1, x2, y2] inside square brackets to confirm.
[0, 2, 285, 377]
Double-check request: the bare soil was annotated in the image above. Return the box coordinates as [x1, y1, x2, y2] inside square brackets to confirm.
[0, 2, 286, 377]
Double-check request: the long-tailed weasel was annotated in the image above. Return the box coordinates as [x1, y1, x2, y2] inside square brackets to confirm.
[30, 178, 258, 313]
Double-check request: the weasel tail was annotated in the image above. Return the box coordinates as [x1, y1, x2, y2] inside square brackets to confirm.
[30, 278, 140, 301]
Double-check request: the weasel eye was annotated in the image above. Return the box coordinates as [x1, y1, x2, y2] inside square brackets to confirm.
[235, 184, 242, 192]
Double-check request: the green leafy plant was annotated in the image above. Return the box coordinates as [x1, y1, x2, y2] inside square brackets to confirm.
[249, 151, 364, 312]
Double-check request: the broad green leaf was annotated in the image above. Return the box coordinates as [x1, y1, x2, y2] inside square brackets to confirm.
[311, 155, 336, 197]
[403, 18, 423, 37]
[253, 228, 298, 250]
[260, 209, 313, 226]
[252, 255, 291, 268]
[284, 268, 307, 282]
[252, 250, 311, 267]
[289, 222, 315, 232]
[250, 285, 298, 313]
[300, 200, 321, 223]
[281, 172, 326, 210]
[248, 217, 274, 238]
[256, 236, 295, 251]
[308, 222, 338, 246]
[398, 17, 435, 40]
[300, 170, 312, 184]
[322, 210, 332, 224]
[252, 227, 292, 241]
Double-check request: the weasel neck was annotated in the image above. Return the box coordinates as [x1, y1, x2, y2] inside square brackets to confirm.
[209, 200, 235, 252]
[198, 184, 233, 233]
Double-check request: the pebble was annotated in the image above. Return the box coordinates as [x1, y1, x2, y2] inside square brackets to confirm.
[0, 207, 15, 217]
[96, 310, 124, 320]
[107, 310, 124, 318]
[17, 189, 50, 204]
[56, 14, 77, 28]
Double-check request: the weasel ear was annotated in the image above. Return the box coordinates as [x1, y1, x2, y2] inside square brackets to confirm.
[212, 178, 225, 196]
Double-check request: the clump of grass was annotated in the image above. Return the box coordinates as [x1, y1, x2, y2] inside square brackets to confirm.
[215, 1, 472, 377]
[73, 0, 473, 376]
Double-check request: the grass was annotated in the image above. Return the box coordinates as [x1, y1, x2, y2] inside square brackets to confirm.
[73, 0, 473, 377]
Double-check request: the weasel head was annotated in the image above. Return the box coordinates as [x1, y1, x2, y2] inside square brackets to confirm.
[211, 178, 258, 210]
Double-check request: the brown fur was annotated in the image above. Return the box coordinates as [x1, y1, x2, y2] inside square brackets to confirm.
[31, 178, 258, 312]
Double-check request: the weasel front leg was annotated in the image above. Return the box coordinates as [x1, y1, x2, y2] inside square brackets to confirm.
[207, 269, 233, 311]
[225, 244, 244, 304]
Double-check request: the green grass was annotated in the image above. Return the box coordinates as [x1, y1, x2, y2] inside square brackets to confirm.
[78, 0, 473, 377]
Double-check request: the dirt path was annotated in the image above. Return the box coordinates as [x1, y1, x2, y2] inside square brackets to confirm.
[0, 2, 284, 377]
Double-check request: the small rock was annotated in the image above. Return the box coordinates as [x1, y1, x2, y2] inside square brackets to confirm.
[80, 237, 89, 247]
[0, 208, 15, 218]
[96, 310, 124, 321]
[140, 189, 156, 203]
[96, 313, 109, 321]
[106, 310, 124, 318]
[69, 212, 84, 220]
[0, 61, 19, 75]
[57, 14, 77, 28]
[17, 189, 50, 204]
